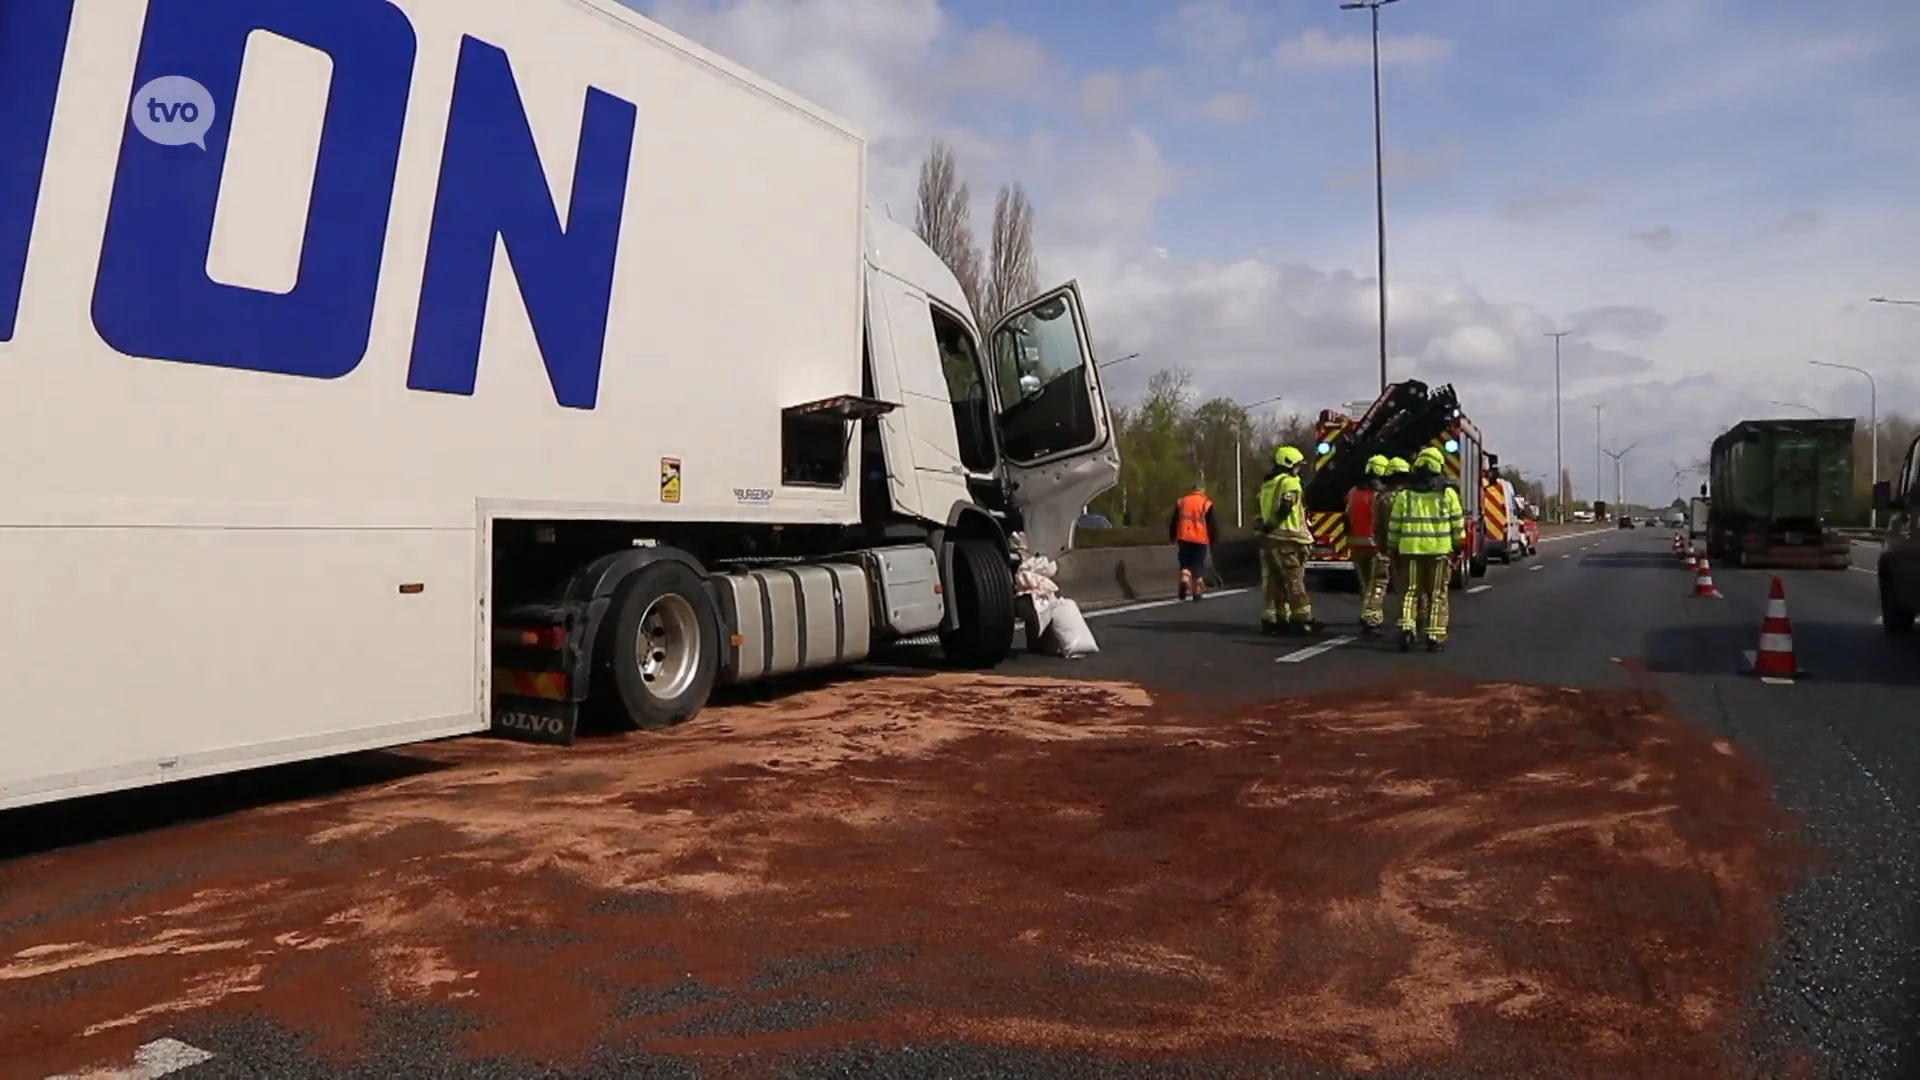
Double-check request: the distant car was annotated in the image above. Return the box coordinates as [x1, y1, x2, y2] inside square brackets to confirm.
[1618, 515, 1636, 529]
[1076, 512, 1112, 530]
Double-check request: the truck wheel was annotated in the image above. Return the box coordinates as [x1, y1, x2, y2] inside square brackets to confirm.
[940, 536, 1017, 667]
[1450, 557, 1468, 591]
[1882, 572, 1915, 637]
[597, 560, 720, 730]
[1470, 553, 1489, 578]
[1498, 546, 1512, 565]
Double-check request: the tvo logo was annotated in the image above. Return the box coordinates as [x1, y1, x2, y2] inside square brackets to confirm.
[131, 74, 216, 149]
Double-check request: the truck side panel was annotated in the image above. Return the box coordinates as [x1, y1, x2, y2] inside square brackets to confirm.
[1, 0, 867, 807]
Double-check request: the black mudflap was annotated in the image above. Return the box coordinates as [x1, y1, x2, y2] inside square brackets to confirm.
[491, 695, 579, 746]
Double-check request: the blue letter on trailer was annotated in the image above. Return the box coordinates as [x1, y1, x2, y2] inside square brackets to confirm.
[90, 0, 416, 379]
[406, 37, 637, 411]
[0, 0, 75, 343]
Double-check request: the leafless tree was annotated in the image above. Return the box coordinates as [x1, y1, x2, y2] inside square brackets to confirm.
[912, 139, 984, 317]
[981, 182, 1039, 328]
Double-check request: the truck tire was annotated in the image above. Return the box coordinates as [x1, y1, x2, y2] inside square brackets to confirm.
[1882, 572, 1915, 637]
[1450, 556, 1468, 591]
[1470, 552, 1489, 577]
[1498, 545, 1512, 565]
[940, 536, 1017, 667]
[596, 559, 721, 730]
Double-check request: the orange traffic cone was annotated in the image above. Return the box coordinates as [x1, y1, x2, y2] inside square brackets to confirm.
[1690, 552, 1721, 598]
[1748, 576, 1803, 680]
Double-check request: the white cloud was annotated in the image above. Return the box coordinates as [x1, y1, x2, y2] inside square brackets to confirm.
[1195, 91, 1257, 124]
[633, 0, 1920, 507]
[1272, 27, 1455, 72]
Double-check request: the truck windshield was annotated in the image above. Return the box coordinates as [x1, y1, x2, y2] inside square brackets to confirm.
[930, 307, 998, 474]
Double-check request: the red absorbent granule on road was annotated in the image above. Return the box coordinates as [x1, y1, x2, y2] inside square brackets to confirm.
[0, 674, 1812, 1078]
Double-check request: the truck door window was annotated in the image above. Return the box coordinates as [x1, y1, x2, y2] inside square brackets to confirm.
[928, 305, 997, 475]
[990, 295, 1097, 464]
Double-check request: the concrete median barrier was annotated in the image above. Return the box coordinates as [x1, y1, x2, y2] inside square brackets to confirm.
[1055, 539, 1263, 606]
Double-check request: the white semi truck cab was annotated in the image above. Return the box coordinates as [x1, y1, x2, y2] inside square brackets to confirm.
[0, 0, 1118, 809]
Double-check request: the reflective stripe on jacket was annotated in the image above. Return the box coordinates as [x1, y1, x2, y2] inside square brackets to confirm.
[1372, 488, 1399, 551]
[1172, 492, 1214, 544]
[1388, 481, 1465, 556]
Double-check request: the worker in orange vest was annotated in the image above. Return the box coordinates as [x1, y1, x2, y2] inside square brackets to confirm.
[1169, 482, 1220, 601]
[1347, 454, 1391, 637]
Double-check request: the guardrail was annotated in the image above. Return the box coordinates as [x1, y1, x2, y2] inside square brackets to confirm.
[1054, 539, 1263, 607]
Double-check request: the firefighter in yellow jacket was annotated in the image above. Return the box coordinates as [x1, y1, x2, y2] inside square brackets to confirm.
[1256, 445, 1323, 636]
[1387, 446, 1465, 652]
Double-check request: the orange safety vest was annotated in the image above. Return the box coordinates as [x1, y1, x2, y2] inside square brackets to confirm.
[1174, 492, 1213, 544]
[1346, 486, 1378, 551]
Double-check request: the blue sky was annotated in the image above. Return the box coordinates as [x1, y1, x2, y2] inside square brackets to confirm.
[642, 0, 1920, 504]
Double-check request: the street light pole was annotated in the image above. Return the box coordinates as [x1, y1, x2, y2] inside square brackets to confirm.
[1546, 330, 1569, 523]
[1235, 393, 1286, 529]
[1810, 360, 1879, 528]
[1341, 0, 1403, 393]
[1593, 404, 1603, 509]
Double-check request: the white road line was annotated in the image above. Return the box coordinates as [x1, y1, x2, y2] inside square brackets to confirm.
[1276, 635, 1355, 663]
[47, 1039, 215, 1080]
[1467, 584, 1491, 594]
[1083, 588, 1252, 618]
[1559, 553, 1571, 559]
[1528, 564, 1544, 572]
[1538, 528, 1614, 544]
[1850, 566, 1874, 575]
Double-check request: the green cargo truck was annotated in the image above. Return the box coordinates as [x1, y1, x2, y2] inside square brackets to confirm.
[1706, 418, 1855, 569]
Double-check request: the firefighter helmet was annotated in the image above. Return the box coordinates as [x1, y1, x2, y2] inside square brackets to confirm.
[1365, 454, 1390, 477]
[1389, 457, 1411, 474]
[1413, 446, 1446, 472]
[1273, 445, 1306, 469]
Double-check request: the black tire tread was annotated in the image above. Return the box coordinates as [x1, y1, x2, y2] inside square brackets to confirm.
[939, 537, 1017, 667]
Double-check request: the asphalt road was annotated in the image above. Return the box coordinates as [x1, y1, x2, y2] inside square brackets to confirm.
[4, 527, 1916, 1078]
[1031, 527, 1920, 1077]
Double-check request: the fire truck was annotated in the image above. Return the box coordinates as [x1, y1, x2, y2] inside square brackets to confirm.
[1301, 381, 1494, 592]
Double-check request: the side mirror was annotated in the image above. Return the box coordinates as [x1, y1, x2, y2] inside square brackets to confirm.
[1872, 480, 1898, 512]
[1018, 374, 1042, 396]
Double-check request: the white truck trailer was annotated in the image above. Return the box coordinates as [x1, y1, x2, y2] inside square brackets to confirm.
[0, 0, 1120, 810]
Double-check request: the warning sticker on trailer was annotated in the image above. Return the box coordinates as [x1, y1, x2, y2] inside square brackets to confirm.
[660, 457, 682, 503]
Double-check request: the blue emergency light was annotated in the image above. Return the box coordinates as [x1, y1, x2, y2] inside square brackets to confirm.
[1443, 438, 1460, 453]
[1316, 441, 1333, 455]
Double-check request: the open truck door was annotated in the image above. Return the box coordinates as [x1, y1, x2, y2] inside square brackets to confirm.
[987, 282, 1120, 557]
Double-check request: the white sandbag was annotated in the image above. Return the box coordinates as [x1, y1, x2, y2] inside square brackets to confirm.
[1041, 598, 1099, 658]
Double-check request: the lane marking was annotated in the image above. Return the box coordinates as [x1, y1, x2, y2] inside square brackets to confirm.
[48, 1039, 215, 1080]
[1529, 564, 1543, 572]
[1084, 588, 1252, 619]
[1560, 554, 1570, 559]
[1276, 635, 1355, 663]
[1467, 584, 1491, 594]
[1849, 566, 1874, 575]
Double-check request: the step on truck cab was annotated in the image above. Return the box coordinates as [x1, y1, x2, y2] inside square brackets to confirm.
[0, 0, 1119, 810]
